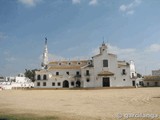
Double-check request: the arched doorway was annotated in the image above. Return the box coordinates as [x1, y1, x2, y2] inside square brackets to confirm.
[63, 80, 69, 88]
[76, 81, 81, 87]
[43, 75, 47, 80]
[37, 75, 41, 80]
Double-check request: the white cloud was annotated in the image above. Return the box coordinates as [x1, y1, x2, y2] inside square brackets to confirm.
[119, 5, 127, 12]
[48, 53, 65, 61]
[119, 0, 142, 15]
[18, 0, 42, 7]
[48, 53, 89, 61]
[89, 0, 98, 6]
[4, 51, 16, 62]
[91, 47, 99, 55]
[0, 32, 7, 41]
[72, 0, 81, 4]
[5, 57, 16, 62]
[146, 44, 160, 52]
[127, 10, 134, 15]
[91, 44, 135, 56]
[108, 44, 136, 55]
[71, 0, 98, 6]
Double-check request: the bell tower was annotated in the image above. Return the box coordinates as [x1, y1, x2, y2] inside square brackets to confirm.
[99, 41, 108, 54]
[41, 37, 48, 69]
[130, 60, 137, 78]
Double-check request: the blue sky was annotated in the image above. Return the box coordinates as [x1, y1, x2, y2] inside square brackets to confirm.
[0, 0, 160, 76]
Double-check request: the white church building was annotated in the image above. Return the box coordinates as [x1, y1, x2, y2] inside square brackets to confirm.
[34, 39, 137, 88]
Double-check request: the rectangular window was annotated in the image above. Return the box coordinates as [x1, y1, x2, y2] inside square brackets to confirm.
[76, 71, 80, 75]
[71, 81, 74, 86]
[56, 72, 59, 75]
[43, 82, 46, 86]
[132, 73, 134, 78]
[52, 82, 55, 86]
[66, 72, 69, 75]
[86, 70, 89, 76]
[132, 81, 135, 86]
[122, 69, 126, 75]
[139, 81, 142, 85]
[58, 82, 61, 86]
[37, 82, 40, 86]
[103, 60, 108, 67]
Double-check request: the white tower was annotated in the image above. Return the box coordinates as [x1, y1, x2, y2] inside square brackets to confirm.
[130, 60, 137, 78]
[41, 37, 48, 69]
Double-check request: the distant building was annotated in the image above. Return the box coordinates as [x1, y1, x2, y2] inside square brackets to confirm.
[0, 73, 34, 90]
[143, 69, 160, 87]
[34, 39, 136, 88]
[0, 76, 5, 82]
[152, 69, 160, 76]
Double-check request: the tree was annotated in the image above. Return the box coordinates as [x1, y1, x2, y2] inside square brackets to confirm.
[137, 73, 142, 78]
[24, 69, 39, 82]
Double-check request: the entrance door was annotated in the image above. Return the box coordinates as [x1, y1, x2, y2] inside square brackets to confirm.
[155, 82, 158, 86]
[76, 81, 81, 87]
[63, 80, 69, 88]
[132, 81, 135, 86]
[103, 77, 110, 87]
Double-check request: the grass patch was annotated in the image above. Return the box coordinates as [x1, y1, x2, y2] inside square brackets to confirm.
[0, 114, 58, 120]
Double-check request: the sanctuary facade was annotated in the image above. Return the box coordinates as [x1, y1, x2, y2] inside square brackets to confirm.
[34, 39, 136, 88]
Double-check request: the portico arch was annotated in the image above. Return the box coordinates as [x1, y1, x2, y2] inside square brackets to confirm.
[63, 80, 69, 88]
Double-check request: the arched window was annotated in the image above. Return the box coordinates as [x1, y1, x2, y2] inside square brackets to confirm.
[43, 75, 47, 80]
[37, 75, 41, 80]
[86, 78, 90, 82]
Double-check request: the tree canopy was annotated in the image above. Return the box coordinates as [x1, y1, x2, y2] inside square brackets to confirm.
[24, 69, 39, 82]
[137, 73, 142, 78]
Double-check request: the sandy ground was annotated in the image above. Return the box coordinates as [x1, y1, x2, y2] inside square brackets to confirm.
[0, 88, 160, 120]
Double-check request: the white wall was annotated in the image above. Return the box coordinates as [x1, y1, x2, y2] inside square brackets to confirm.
[81, 67, 95, 88]
[92, 50, 118, 87]
[143, 81, 160, 87]
[92, 50, 132, 87]
[34, 69, 81, 88]
[114, 66, 132, 87]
